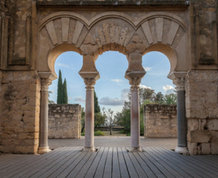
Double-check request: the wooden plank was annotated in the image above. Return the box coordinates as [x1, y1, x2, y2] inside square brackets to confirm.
[1, 147, 67, 177]
[146, 147, 188, 178]
[149, 147, 192, 178]
[56, 150, 88, 178]
[94, 147, 109, 178]
[159, 147, 218, 177]
[140, 148, 174, 178]
[132, 152, 156, 178]
[66, 151, 93, 178]
[157, 147, 210, 178]
[127, 148, 148, 178]
[112, 147, 121, 178]
[121, 147, 139, 178]
[103, 147, 113, 178]
[47, 147, 84, 178]
[15, 147, 73, 178]
[36, 147, 81, 178]
[84, 147, 105, 178]
[138, 150, 165, 178]
[117, 147, 129, 178]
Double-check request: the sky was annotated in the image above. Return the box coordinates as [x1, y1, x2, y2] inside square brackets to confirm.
[49, 51, 175, 113]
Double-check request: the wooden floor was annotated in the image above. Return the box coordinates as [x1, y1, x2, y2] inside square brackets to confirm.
[0, 147, 218, 178]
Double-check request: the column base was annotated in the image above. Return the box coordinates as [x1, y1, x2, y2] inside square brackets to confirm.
[127, 147, 142, 152]
[175, 146, 189, 155]
[82, 147, 96, 152]
[38, 146, 51, 154]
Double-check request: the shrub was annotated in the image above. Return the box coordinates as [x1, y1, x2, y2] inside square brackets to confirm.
[94, 130, 105, 136]
[81, 132, 85, 136]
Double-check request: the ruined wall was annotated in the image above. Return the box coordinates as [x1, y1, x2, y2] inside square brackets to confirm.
[0, 71, 40, 154]
[186, 70, 218, 155]
[144, 104, 177, 138]
[48, 104, 81, 139]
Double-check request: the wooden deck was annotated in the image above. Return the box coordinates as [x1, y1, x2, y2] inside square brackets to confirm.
[0, 147, 218, 178]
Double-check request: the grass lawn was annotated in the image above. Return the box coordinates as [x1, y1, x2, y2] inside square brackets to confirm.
[101, 130, 126, 136]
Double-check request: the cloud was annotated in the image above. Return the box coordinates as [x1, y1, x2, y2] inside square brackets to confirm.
[56, 63, 74, 69]
[121, 89, 129, 101]
[74, 96, 85, 103]
[139, 84, 151, 89]
[110, 79, 123, 83]
[99, 97, 124, 106]
[163, 85, 175, 94]
[143, 67, 152, 72]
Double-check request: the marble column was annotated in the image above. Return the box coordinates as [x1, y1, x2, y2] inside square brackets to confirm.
[38, 78, 51, 154]
[130, 78, 141, 151]
[84, 78, 96, 152]
[174, 78, 188, 155]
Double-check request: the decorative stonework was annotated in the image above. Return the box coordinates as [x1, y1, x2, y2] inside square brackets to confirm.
[173, 78, 185, 91]
[129, 78, 141, 90]
[84, 78, 96, 89]
[41, 78, 52, 92]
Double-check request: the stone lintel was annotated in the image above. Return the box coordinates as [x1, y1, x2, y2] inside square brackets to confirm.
[36, 0, 190, 6]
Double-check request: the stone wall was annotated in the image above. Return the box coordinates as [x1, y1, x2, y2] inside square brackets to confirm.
[0, 71, 41, 154]
[144, 104, 177, 138]
[48, 104, 81, 139]
[186, 70, 218, 155]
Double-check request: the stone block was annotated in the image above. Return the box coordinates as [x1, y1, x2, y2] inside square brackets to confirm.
[188, 130, 211, 143]
[188, 142, 197, 156]
[211, 131, 218, 142]
[211, 143, 218, 154]
[201, 143, 211, 155]
[188, 119, 199, 131]
[207, 119, 218, 131]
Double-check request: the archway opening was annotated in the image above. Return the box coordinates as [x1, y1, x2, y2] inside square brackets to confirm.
[142, 50, 177, 149]
[95, 51, 129, 138]
[48, 50, 85, 149]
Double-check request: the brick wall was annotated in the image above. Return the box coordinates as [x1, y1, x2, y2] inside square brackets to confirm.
[48, 104, 81, 139]
[144, 104, 177, 138]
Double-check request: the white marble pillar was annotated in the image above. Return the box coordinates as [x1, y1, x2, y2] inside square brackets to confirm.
[174, 78, 188, 155]
[38, 78, 51, 154]
[131, 84, 141, 151]
[84, 79, 96, 152]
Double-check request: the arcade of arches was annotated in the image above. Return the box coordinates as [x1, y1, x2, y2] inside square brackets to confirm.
[0, 0, 218, 155]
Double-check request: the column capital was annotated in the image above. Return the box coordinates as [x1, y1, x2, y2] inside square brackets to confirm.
[84, 78, 96, 90]
[173, 77, 185, 91]
[41, 78, 52, 92]
[129, 78, 141, 90]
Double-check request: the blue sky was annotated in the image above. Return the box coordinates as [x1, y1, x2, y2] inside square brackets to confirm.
[49, 51, 175, 113]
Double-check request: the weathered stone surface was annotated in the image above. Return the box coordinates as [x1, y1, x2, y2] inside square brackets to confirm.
[201, 143, 211, 155]
[144, 104, 177, 138]
[211, 143, 218, 154]
[211, 131, 218, 142]
[188, 130, 211, 143]
[207, 119, 218, 131]
[188, 143, 197, 156]
[48, 104, 81, 139]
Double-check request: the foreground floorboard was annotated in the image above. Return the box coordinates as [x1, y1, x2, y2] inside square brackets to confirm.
[0, 147, 218, 178]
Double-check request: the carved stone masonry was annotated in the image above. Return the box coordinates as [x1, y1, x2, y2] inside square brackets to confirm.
[84, 78, 96, 90]
[173, 77, 185, 91]
[130, 78, 141, 90]
[41, 78, 52, 92]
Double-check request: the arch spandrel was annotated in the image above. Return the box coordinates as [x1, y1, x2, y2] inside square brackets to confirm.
[37, 11, 189, 78]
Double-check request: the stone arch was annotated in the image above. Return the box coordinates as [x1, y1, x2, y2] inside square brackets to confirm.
[37, 15, 88, 72]
[135, 13, 189, 78]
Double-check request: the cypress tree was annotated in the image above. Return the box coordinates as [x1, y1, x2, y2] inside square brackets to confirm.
[62, 78, 68, 104]
[57, 70, 63, 104]
[94, 91, 100, 113]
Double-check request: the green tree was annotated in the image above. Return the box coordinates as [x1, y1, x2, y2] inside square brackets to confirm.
[81, 107, 85, 133]
[57, 70, 63, 104]
[155, 92, 164, 104]
[103, 108, 115, 135]
[62, 78, 68, 104]
[164, 93, 177, 104]
[94, 91, 100, 113]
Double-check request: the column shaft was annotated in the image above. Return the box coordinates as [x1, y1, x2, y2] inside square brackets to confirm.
[177, 90, 187, 147]
[131, 87, 141, 150]
[38, 79, 50, 154]
[85, 87, 95, 151]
